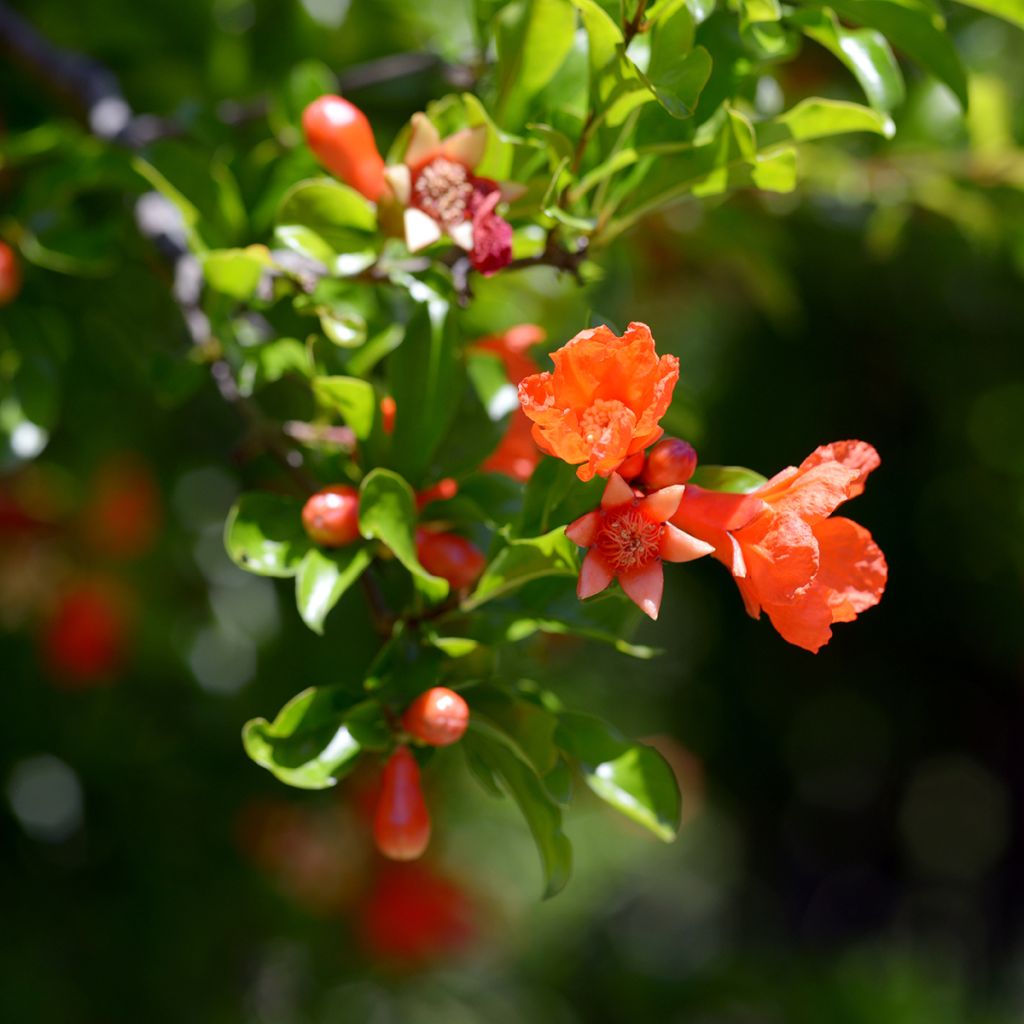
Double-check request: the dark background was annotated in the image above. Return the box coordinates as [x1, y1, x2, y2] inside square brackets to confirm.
[2, 0, 1023, 1020]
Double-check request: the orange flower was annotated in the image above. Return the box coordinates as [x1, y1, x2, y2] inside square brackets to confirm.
[671, 441, 888, 652]
[473, 325, 545, 482]
[566, 473, 713, 619]
[518, 322, 679, 482]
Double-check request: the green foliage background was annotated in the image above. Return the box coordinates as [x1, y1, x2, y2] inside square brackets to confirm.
[2, 0, 1024, 1020]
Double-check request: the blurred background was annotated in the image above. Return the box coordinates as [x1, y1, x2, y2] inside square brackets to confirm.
[2, 0, 1024, 1021]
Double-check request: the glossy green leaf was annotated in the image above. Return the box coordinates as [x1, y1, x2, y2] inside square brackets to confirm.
[294, 545, 373, 634]
[515, 456, 604, 538]
[790, 7, 905, 112]
[809, 0, 968, 108]
[276, 178, 377, 255]
[464, 718, 573, 898]
[318, 308, 367, 348]
[756, 98, 895, 148]
[646, 46, 713, 119]
[464, 526, 578, 611]
[467, 350, 520, 422]
[201, 246, 271, 299]
[495, 0, 578, 126]
[313, 375, 376, 439]
[556, 711, 681, 841]
[689, 464, 768, 492]
[243, 688, 386, 789]
[224, 493, 311, 578]
[388, 286, 461, 484]
[274, 224, 335, 266]
[254, 338, 311, 385]
[358, 469, 449, 602]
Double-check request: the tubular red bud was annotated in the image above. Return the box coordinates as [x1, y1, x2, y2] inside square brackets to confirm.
[374, 746, 431, 861]
[0, 242, 21, 306]
[402, 687, 469, 747]
[302, 95, 386, 202]
[415, 529, 486, 590]
[302, 485, 360, 547]
[642, 438, 698, 490]
[380, 396, 397, 435]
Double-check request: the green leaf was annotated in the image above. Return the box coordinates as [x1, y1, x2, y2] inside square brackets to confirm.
[464, 526, 578, 611]
[646, 46, 713, 119]
[388, 287, 461, 484]
[274, 224, 335, 266]
[294, 545, 373, 634]
[807, 0, 968, 109]
[755, 98, 895, 149]
[515, 456, 604, 538]
[573, 0, 654, 127]
[243, 688, 386, 789]
[556, 711, 681, 842]
[789, 7, 905, 112]
[318, 308, 367, 348]
[948, 0, 1024, 28]
[467, 350, 520, 422]
[224, 493, 311, 578]
[464, 718, 573, 898]
[358, 469, 449, 602]
[276, 178, 377, 256]
[495, 0, 578, 126]
[689, 464, 768, 492]
[313, 375, 376, 439]
[201, 246, 271, 300]
[253, 338, 311, 386]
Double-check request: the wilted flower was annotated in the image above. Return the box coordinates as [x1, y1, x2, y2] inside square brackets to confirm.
[519, 322, 679, 482]
[672, 441, 888, 652]
[566, 473, 713, 619]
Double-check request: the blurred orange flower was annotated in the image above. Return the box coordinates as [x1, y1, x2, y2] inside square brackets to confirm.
[474, 324, 545, 482]
[518, 322, 679, 482]
[672, 441, 888, 652]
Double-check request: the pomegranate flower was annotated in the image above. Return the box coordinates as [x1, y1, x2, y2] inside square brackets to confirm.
[519, 322, 679, 482]
[383, 114, 519, 275]
[566, 473, 714, 620]
[671, 441, 888, 652]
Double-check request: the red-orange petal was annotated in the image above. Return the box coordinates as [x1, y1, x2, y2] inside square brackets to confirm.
[618, 561, 664, 620]
[578, 549, 614, 599]
[566, 510, 601, 547]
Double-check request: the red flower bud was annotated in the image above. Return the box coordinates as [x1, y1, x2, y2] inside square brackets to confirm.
[374, 746, 431, 861]
[302, 95, 386, 202]
[301, 485, 360, 547]
[416, 477, 458, 510]
[402, 687, 469, 746]
[642, 438, 698, 490]
[415, 529, 486, 590]
[380, 395, 397, 435]
[0, 242, 21, 306]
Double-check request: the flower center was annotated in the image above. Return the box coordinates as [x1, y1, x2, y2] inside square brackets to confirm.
[580, 399, 629, 445]
[413, 157, 473, 228]
[596, 506, 663, 574]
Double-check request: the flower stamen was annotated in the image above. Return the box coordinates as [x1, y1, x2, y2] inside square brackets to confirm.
[596, 506, 663, 574]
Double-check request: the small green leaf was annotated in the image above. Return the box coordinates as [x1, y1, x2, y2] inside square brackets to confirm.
[274, 224, 335, 266]
[243, 688, 387, 789]
[464, 718, 573, 898]
[295, 545, 373, 634]
[314, 376, 376, 439]
[689, 464, 768, 493]
[464, 526, 578, 611]
[515, 457, 604, 538]
[254, 338, 311, 386]
[467, 351, 520, 422]
[756, 98, 895, 149]
[224, 493, 311, 578]
[201, 246, 271, 300]
[318, 308, 368, 348]
[358, 469, 449, 602]
[276, 178, 377, 255]
[556, 711, 681, 842]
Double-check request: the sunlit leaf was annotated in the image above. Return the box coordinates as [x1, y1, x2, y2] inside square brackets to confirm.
[314, 375, 376, 438]
[295, 544, 373, 633]
[224, 493, 311, 578]
[464, 526, 578, 610]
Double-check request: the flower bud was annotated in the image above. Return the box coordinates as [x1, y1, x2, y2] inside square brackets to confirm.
[302, 95, 386, 202]
[374, 746, 431, 861]
[642, 438, 698, 490]
[380, 395, 397, 435]
[0, 241, 21, 306]
[402, 687, 469, 747]
[416, 478, 458, 510]
[302, 485, 360, 547]
[415, 529, 486, 590]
